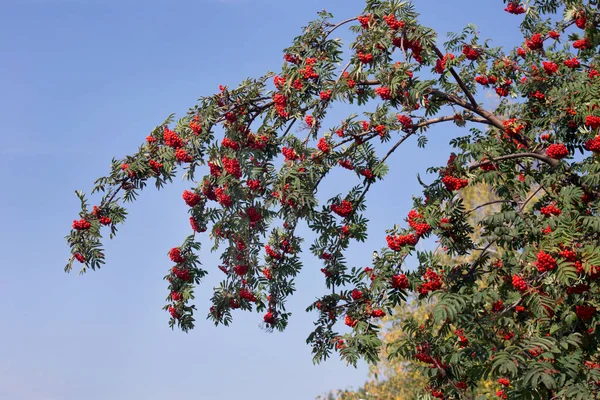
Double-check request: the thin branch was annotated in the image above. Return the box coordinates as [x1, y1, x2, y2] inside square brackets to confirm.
[519, 185, 545, 213]
[468, 152, 558, 170]
[324, 17, 358, 40]
[465, 200, 507, 215]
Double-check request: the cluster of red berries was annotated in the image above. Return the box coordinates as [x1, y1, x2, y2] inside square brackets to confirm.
[221, 138, 239, 151]
[417, 268, 442, 295]
[351, 289, 364, 301]
[233, 264, 248, 276]
[357, 14, 372, 28]
[262, 267, 272, 280]
[585, 136, 600, 153]
[360, 168, 374, 179]
[340, 225, 350, 237]
[341, 71, 356, 89]
[435, 53, 454, 74]
[391, 274, 409, 289]
[265, 245, 283, 260]
[375, 86, 391, 100]
[530, 90, 545, 101]
[273, 75, 285, 89]
[247, 179, 261, 191]
[169, 306, 180, 319]
[383, 14, 404, 30]
[535, 251, 557, 272]
[120, 163, 135, 178]
[455, 329, 469, 347]
[182, 190, 201, 207]
[371, 309, 385, 318]
[559, 247, 577, 262]
[246, 207, 262, 224]
[345, 314, 358, 328]
[545, 143, 568, 159]
[74, 253, 86, 263]
[319, 90, 331, 101]
[526, 33, 544, 50]
[414, 344, 434, 364]
[189, 115, 202, 135]
[169, 248, 185, 264]
[575, 305, 596, 320]
[564, 57, 580, 68]
[189, 217, 203, 233]
[208, 161, 222, 177]
[282, 147, 300, 162]
[72, 219, 91, 230]
[175, 148, 192, 163]
[396, 114, 413, 130]
[239, 288, 257, 302]
[215, 187, 232, 207]
[462, 44, 480, 61]
[298, 60, 319, 80]
[548, 31, 560, 40]
[386, 233, 419, 251]
[542, 61, 559, 75]
[222, 156, 242, 178]
[574, 11, 587, 29]
[273, 93, 289, 118]
[586, 115, 600, 130]
[479, 158, 498, 171]
[263, 310, 275, 325]
[171, 291, 182, 302]
[573, 38, 590, 50]
[540, 203, 561, 216]
[567, 284, 589, 295]
[284, 53, 300, 64]
[163, 127, 183, 148]
[441, 175, 469, 191]
[495, 85, 509, 97]
[504, 1, 525, 14]
[492, 300, 504, 312]
[317, 137, 330, 153]
[356, 51, 374, 64]
[202, 180, 216, 201]
[331, 200, 353, 218]
[475, 75, 498, 86]
[339, 159, 354, 170]
[407, 210, 431, 237]
[149, 159, 163, 172]
[172, 266, 191, 281]
[512, 274, 528, 292]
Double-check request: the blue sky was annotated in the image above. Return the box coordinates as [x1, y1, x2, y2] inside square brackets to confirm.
[0, 1, 525, 399]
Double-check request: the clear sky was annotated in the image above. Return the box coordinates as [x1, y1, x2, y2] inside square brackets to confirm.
[0, 1, 524, 399]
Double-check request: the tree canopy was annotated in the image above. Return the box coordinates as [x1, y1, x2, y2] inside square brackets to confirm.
[66, 0, 600, 398]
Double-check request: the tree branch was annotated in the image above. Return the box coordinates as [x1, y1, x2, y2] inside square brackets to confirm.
[468, 152, 557, 170]
[431, 45, 478, 108]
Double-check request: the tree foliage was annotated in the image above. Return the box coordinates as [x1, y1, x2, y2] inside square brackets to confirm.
[324, 186, 503, 399]
[66, 0, 600, 398]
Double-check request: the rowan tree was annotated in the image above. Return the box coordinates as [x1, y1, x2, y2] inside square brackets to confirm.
[66, 0, 600, 398]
